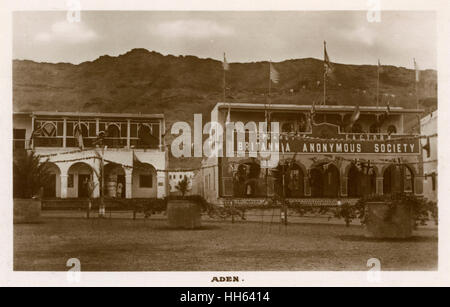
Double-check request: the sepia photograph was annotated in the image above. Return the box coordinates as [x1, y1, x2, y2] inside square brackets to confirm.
[2, 0, 449, 289]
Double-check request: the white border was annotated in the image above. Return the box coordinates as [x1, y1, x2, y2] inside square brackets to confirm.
[1, 0, 449, 287]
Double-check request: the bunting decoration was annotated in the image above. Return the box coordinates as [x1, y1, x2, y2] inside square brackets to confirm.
[324, 41, 333, 76]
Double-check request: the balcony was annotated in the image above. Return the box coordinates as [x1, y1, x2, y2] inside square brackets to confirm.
[33, 136, 160, 150]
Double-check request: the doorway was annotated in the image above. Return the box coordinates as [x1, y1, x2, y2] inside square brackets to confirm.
[117, 174, 126, 198]
[78, 174, 90, 198]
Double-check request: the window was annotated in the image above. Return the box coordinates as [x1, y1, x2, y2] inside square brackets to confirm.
[89, 123, 97, 137]
[66, 122, 74, 136]
[68, 174, 74, 188]
[13, 129, 26, 149]
[139, 175, 152, 188]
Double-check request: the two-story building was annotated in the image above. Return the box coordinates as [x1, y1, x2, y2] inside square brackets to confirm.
[13, 111, 168, 199]
[196, 102, 424, 206]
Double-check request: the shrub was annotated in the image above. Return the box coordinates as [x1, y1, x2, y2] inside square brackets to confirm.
[13, 150, 53, 199]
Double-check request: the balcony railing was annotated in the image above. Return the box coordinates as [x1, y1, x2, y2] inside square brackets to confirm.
[32, 136, 160, 149]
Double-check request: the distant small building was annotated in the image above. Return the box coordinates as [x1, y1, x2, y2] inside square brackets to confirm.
[420, 110, 437, 202]
[169, 171, 195, 195]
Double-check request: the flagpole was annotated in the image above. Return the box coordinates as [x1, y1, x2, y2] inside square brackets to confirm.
[414, 58, 419, 111]
[377, 59, 380, 110]
[269, 60, 272, 106]
[323, 41, 326, 106]
[223, 53, 226, 102]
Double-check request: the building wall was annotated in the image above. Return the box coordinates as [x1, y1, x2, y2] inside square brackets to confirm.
[132, 166, 158, 198]
[421, 111, 437, 202]
[13, 115, 33, 149]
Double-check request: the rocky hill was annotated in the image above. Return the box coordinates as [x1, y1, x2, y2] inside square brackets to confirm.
[13, 48, 437, 168]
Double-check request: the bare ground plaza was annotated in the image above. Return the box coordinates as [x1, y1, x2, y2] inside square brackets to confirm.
[14, 213, 437, 271]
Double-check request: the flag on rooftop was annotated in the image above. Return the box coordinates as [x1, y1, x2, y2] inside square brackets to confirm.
[223, 53, 229, 71]
[378, 59, 384, 74]
[324, 41, 333, 75]
[414, 58, 420, 82]
[270, 62, 279, 84]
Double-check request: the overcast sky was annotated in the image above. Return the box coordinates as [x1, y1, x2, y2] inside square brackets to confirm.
[13, 11, 437, 69]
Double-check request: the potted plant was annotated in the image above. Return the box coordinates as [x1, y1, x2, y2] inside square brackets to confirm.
[167, 177, 202, 229]
[13, 150, 52, 223]
[355, 192, 437, 239]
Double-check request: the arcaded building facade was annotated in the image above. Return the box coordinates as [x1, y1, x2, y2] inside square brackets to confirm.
[13, 111, 168, 199]
[197, 102, 424, 205]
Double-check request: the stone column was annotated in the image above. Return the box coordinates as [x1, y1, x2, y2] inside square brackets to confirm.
[63, 118, 67, 148]
[125, 169, 132, 199]
[376, 177, 384, 195]
[60, 173, 68, 199]
[126, 119, 131, 149]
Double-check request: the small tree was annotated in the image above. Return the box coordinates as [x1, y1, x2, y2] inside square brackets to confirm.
[13, 150, 52, 199]
[176, 175, 190, 198]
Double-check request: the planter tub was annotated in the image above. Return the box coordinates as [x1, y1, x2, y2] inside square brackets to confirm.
[365, 202, 412, 239]
[167, 200, 201, 229]
[14, 198, 42, 224]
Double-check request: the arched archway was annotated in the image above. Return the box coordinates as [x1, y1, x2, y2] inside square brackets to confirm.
[347, 164, 377, 197]
[234, 160, 261, 197]
[287, 163, 304, 198]
[309, 167, 324, 197]
[347, 164, 361, 197]
[383, 164, 414, 194]
[323, 164, 340, 197]
[104, 163, 126, 198]
[107, 124, 121, 147]
[43, 162, 61, 198]
[132, 162, 157, 198]
[67, 162, 93, 198]
[138, 125, 159, 148]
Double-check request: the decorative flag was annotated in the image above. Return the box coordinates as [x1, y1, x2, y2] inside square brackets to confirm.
[386, 100, 391, 115]
[311, 99, 316, 118]
[29, 125, 43, 148]
[324, 41, 333, 75]
[349, 104, 361, 126]
[74, 123, 84, 150]
[378, 59, 383, 74]
[414, 58, 420, 82]
[422, 136, 431, 158]
[223, 53, 229, 71]
[270, 62, 279, 84]
[225, 105, 231, 124]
